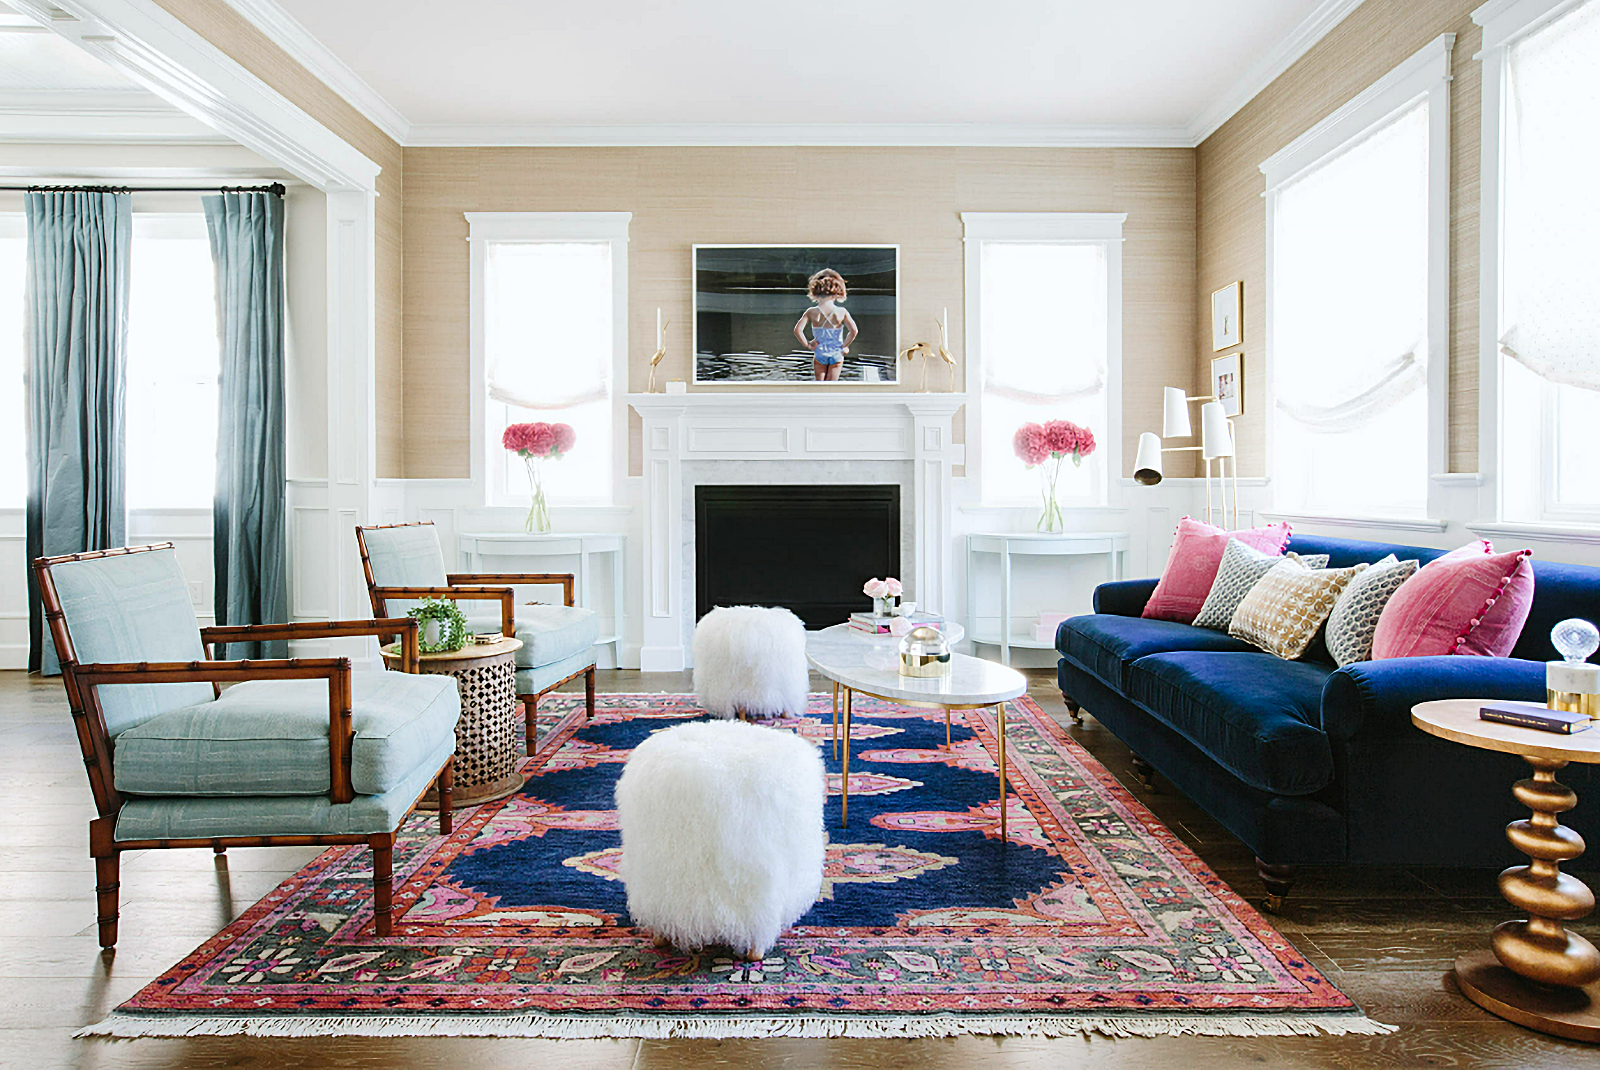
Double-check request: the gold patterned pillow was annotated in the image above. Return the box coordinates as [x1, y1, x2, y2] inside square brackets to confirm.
[1228, 558, 1368, 660]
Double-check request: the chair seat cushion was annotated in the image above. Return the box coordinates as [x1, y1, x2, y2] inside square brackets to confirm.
[114, 671, 460, 798]
[1056, 613, 1256, 693]
[1123, 651, 1335, 796]
[465, 604, 600, 668]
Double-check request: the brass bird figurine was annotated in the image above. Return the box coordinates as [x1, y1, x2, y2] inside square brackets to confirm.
[647, 319, 671, 393]
[934, 310, 956, 392]
[897, 340, 936, 392]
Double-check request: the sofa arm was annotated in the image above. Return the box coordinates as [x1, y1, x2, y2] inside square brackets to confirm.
[1320, 656, 1547, 742]
[1093, 578, 1158, 618]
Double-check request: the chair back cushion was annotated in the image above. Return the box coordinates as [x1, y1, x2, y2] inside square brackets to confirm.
[361, 524, 449, 617]
[48, 548, 212, 737]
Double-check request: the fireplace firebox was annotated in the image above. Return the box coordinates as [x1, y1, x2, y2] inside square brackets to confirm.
[694, 484, 900, 629]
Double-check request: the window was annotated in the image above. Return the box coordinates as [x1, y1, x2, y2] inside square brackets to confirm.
[1261, 35, 1452, 519]
[962, 213, 1123, 507]
[0, 215, 23, 508]
[126, 214, 219, 510]
[1481, 0, 1600, 522]
[469, 213, 629, 507]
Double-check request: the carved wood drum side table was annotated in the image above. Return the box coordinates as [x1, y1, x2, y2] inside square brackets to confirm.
[383, 636, 525, 807]
[1412, 698, 1600, 1043]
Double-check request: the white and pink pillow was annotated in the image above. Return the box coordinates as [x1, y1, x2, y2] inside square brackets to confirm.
[1142, 517, 1293, 625]
[1370, 539, 1535, 659]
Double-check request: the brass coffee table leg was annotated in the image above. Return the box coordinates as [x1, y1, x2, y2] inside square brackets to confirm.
[997, 701, 1007, 844]
[1454, 755, 1600, 1042]
[831, 681, 840, 761]
[840, 687, 852, 827]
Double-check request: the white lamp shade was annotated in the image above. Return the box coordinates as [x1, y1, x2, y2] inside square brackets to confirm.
[1200, 400, 1234, 460]
[1134, 431, 1164, 485]
[1162, 387, 1191, 438]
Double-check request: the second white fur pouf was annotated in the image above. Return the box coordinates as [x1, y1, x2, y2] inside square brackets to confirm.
[615, 719, 826, 959]
[692, 605, 809, 719]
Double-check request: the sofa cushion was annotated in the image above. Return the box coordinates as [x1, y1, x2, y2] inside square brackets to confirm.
[1229, 559, 1367, 660]
[1057, 613, 1255, 693]
[114, 671, 461, 797]
[1124, 651, 1336, 796]
[1326, 554, 1419, 666]
[1192, 540, 1329, 631]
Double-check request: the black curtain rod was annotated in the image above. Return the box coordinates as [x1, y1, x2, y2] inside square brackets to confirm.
[0, 183, 286, 195]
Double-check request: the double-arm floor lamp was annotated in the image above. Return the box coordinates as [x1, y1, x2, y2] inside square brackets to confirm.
[1134, 387, 1239, 529]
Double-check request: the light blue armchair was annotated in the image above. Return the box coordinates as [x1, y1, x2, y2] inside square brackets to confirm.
[356, 521, 599, 752]
[33, 543, 460, 947]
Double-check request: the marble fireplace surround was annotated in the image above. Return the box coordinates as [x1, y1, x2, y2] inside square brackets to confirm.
[628, 393, 967, 672]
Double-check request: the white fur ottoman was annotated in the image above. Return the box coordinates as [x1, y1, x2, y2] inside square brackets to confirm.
[692, 605, 809, 720]
[615, 719, 825, 959]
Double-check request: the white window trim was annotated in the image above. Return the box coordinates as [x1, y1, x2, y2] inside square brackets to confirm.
[466, 211, 631, 508]
[1259, 33, 1454, 520]
[959, 211, 1126, 509]
[1472, 0, 1595, 529]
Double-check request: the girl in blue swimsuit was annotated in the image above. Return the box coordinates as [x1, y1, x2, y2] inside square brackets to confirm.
[794, 268, 859, 382]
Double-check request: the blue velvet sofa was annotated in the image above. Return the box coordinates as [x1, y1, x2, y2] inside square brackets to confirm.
[1056, 533, 1600, 910]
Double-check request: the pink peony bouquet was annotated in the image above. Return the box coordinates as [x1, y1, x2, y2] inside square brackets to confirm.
[502, 421, 576, 532]
[1013, 418, 1096, 533]
[862, 577, 903, 599]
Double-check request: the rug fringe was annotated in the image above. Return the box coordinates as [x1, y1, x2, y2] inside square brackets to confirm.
[77, 1011, 1396, 1041]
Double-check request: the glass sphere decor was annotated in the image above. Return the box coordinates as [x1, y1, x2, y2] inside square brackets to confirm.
[899, 625, 952, 678]
[1547, 618, 1600, 719]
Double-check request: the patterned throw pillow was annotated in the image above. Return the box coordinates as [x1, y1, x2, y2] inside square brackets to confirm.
[1371, 540, 1535, 659]
[1141, 518, 1293, 624]
[1228, 558, 1368, 660]
[1191, 540, 1330, 631]
[1324, 555, 1419, 666]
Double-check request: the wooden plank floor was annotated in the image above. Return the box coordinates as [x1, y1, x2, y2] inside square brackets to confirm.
[2, 668, 1595, 1068]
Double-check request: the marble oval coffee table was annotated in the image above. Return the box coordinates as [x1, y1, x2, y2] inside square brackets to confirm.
[806, 623, 1025, 837]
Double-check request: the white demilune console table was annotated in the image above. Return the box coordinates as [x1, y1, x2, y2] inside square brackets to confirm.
[458, 532, 625, 664]
[966, 531, 1129, 666]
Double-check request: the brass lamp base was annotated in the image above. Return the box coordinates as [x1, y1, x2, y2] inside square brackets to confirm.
[1455, 949, 1600, 1042]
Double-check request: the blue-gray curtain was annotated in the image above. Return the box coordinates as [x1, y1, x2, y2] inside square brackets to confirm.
[204, 191, 287, 659]
[25, 191, 132, 675]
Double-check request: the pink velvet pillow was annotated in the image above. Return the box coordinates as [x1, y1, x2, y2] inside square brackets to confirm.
[1142, 517, 1293, 624]
[1370, 540, 1535, 659]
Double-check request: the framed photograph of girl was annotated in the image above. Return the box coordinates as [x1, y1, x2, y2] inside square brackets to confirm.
[1210, 351, 1243, 418]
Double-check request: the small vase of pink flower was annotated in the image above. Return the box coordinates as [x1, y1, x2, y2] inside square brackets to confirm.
[1013, 419, 1096, 533]
[863, 576, 903, 618]
[502, 421, 576, 532]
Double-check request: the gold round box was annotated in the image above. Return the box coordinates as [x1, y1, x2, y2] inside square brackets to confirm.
[899, 625, 952, 678]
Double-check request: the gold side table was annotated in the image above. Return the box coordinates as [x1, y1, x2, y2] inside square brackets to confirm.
[383, 636, 525, 807]
[1412, 698, 1600, 1042]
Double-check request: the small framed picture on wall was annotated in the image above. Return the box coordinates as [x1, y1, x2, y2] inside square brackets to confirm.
[1211, 281, 1242, 351]
[1210, 352, 1243, 418]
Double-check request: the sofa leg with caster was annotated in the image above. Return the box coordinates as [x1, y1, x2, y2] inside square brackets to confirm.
[1063, 694, 1084, 726]
[1129, 755, 1158, 793]
[1257, 858, 1297, 914]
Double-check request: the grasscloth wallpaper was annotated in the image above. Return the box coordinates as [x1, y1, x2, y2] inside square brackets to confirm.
[152, 0, 408, 477]
[401, 146, 1197, 479]
[1195, 0, 1484, 477]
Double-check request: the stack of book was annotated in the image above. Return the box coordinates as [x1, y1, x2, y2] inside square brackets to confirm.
[848, 611, 944, 636]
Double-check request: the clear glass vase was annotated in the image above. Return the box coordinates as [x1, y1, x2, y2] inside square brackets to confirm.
[1037, 466, 1064, 533]
[523, 456, 552, 533]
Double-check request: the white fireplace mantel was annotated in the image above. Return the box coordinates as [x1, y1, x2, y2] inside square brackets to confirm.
[628, 392, 968, 671]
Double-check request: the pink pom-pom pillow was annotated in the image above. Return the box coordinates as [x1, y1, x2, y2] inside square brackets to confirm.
[1370, 540, 1535, 659]
[1142, 517, 1293, 625]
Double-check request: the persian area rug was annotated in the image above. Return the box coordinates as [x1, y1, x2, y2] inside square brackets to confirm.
[83, 693, 1392, 1040]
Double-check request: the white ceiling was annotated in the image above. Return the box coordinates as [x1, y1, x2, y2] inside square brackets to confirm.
[240, 0, 1367, 146]
[0, 2, 141, 90]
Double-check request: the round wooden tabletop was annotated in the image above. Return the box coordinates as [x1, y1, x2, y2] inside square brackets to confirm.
[380, 635, 521, 669]
[1412, 698, 1600, 765]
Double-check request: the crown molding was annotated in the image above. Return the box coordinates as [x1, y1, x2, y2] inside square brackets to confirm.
[218, 0, 410, 145]
[190, 0, 1371, 151]
[0, 89, 232, 142]
[1186, 0, 1370, 145]
[405, 122, 1197, 149]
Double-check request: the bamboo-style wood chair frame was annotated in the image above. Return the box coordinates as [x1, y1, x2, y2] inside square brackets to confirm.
[33, 543, 455, 949]
[355, 521, 596, 754]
